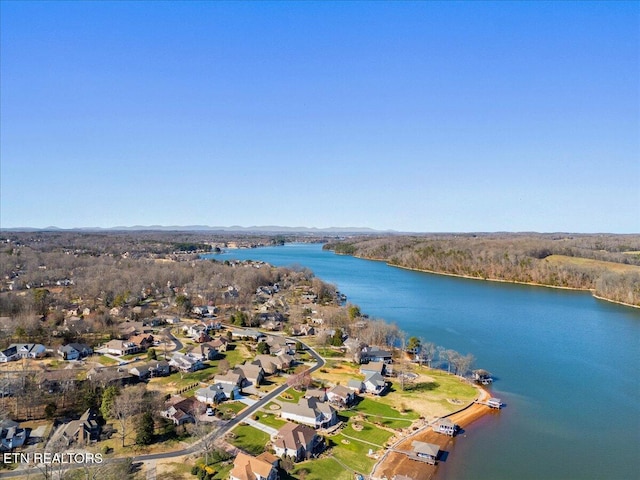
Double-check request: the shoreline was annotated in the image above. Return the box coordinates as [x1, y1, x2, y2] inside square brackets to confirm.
[372, 385, 493, 480]
[334, 251, 639, 310]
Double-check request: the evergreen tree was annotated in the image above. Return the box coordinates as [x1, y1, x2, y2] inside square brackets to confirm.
[135, 411, 154, 445]
[100, 385, 119, 419]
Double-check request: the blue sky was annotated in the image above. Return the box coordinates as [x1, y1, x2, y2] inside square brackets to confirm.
[1, 1, 638, 233]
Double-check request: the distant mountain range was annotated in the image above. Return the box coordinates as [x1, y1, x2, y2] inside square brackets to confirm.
[2, 225, 397, 234]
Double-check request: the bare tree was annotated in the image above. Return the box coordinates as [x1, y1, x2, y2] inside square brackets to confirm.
[110, 384, 145, 447]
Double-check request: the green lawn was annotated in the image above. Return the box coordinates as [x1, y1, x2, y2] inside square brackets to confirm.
[341, 422, 394, 447]
[221, 401, 246, 414]
[228, 424, 269, 456]
[330, 436, 376, 473]
[279, 388, 305, 403]
[256, 413, 287, 430]
[292, 458, 354, 480]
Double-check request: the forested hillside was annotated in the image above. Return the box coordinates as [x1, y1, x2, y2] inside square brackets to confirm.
[324, 234, 640, 307]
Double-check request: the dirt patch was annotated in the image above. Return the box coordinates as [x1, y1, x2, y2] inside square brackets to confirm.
[374, 401, 492, 480]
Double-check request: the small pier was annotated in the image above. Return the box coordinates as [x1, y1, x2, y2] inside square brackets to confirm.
[476, 397, 503, 409]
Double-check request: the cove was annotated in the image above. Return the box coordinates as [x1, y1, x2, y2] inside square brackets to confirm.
[204, 243, 640, 480]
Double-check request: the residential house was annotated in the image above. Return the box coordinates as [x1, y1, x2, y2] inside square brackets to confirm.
[39, 369, 79, 393]
[304, 389, 327, 402]
[208, 336, 230, 352]
[360, 361, 387, 376]
[196, 331, 213, 344]
[169, 352, 204, 372]
[104, 339, 138, 356]
[347, 379, 364, 393]
[195, 383, 239, 404]
[199, 342, 219, 360]
[234, 364, 264, 386]
[229, 452, 278, 480]
[326, 385, 356, 407]
[0, 346, 18, 363]
[58, 343, 93, 360]
[0, 419, 28, 451]
[127, 334, 154, 351]
[10, 343, 47, 359]
[129, 360, 170, 379]
[363, 372, 388, 395]
[160, 396, 205, 425]
[265, 336, 294, 355]
[86, 366, 136, 388]
[214, 370, 246, 388]
[273, 422, 323, 461]
[362, 347, 393, 363]
[55, 409, 100, 447]
[433, 418, 457, 436]
[231, 329, 265, 342]
[251, 354, 293, 375]
[279, 397, 336, 429]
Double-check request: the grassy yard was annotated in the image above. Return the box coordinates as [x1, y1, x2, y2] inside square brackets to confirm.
[228, 424, 270, 456]
[329, 435, 376, 473]
[279, 388, 305, 403]
[292, 457, 355, 480]
[95, 355, 119, 366]
[341, 421, 394, 447]
[256, 413, 287, 430]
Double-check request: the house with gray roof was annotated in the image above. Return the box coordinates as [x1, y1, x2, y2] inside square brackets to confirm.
[195, 383, 239, 404]
[363, 372, 388, 395]
[279, 397, 336, 429]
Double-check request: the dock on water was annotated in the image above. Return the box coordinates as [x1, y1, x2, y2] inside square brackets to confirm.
[476, 397, 503, 409]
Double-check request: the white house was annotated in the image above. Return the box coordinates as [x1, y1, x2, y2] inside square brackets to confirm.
[273, 422, 322, 461]
[279, 398, 336, 429]
[363, 372, 388, 395]
[169, 352, 204, 372]
[10, 343, 46, 359]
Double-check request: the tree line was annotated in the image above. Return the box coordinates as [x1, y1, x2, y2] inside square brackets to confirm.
[325, 233, 640, 306]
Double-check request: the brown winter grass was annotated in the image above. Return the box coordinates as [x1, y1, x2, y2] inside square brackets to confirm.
[544, 255, 640, 274]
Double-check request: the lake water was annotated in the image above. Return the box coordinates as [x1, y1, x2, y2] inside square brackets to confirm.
[204, 243, 640, 480]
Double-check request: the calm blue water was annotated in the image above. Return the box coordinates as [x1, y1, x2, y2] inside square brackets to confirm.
[205, 243, 640, 480]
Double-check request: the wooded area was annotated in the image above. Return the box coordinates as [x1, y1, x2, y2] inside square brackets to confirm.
[325, 233, 640, 306]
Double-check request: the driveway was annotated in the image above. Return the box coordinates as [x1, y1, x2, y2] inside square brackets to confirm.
[242, 418, 278, 437]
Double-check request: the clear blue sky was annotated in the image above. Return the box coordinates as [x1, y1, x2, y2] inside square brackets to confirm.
[1, 1, 638, 233]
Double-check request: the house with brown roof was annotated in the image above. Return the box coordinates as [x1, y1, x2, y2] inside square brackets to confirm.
[214, 370, 246, 388]
[128, 334, 154, 351]
[160, 396, 205, 425]
[104, 339, 138, 356]
[234, 364, 264, 386]
[53, 409, 100, 447]
[326, 385, 356, 406]
[273, 422, 323, 461]
[230, 452, 278, 480]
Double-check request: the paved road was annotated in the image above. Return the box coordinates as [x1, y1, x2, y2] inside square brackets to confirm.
[0, 339, 324, 478]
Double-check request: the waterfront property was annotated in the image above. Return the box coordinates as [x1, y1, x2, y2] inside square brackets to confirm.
[433, 418, 457, 436]
[409, 441, 440, 465]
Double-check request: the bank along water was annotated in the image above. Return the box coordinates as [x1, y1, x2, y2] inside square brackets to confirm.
[204, 243, 640, 480]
